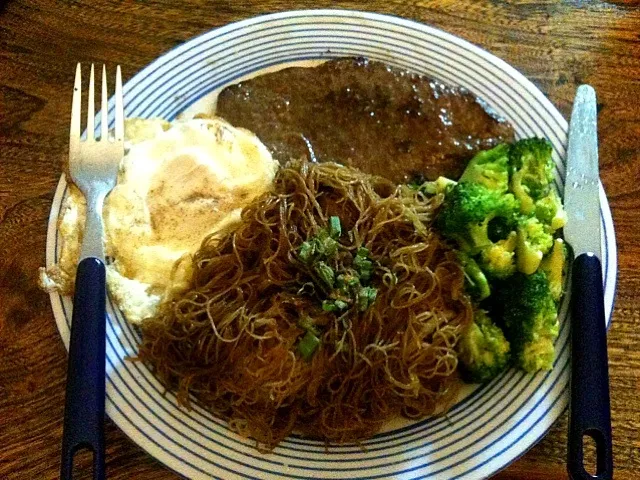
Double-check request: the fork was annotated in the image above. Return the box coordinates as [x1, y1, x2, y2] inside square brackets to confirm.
[60, 63, 124, 480]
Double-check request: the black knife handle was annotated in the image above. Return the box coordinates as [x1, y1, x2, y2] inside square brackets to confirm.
[568, 253, 613, 480]
[60, 257, 106, 480]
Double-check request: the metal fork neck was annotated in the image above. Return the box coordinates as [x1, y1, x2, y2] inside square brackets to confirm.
[79, 190, 107, 261]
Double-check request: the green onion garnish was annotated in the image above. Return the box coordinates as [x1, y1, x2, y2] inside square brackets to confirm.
[298, 241, 314, 264]
[334, 299, 349, 311]
[322, 300, 337, 312]
[297, 219, 380, 315]
[357, 286, 378, 312]
[353, 250, 373, 282]
[322, 237, 338, 258]
[298, 331, 320, 360]
[315, 262, 335, 288]
[329, 216, 342, 239]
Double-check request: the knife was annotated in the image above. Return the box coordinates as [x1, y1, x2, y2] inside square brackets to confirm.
[564, 85, 613, 480]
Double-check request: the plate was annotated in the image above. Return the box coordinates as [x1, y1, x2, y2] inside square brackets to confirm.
[45, 9, 618, 480]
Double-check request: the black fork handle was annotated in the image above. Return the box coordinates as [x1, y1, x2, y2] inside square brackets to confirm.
[60, 257, 106, 480]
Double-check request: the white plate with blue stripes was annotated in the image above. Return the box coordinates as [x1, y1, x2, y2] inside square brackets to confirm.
[46, 9, 617, 480]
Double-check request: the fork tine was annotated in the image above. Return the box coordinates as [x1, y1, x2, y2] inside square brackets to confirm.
[86, 64, 95, 141]
[114, 65, 124, 141]
[70, 63, 82, 147]
[101, 65, 109, 141]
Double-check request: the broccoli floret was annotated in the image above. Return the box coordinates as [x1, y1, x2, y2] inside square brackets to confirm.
[516, 216, 554, 275]
[540, 238, 567, 301]
[437, 182, 520, 253]
[535, 189, 568, 232]
[509, 138, 554, 215]
[458, 309, 511, 383]
[459, 144, 511, 193]
[478, 231, 518, 279]
[497, 271, 559, 372]
[457, 251, 491, 300]
[488, 216, 517, 242]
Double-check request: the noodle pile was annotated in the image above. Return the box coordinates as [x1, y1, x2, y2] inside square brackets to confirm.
[137, 161, 473, 450]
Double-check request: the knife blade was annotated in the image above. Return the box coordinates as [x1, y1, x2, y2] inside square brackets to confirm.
[565, 85, 613, 480]
[564, 84, 602, 258]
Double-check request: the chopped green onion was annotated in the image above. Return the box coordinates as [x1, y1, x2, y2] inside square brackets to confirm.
[357, 286, 378, 312]
[359, 269, 372, 283]
[311, 237, 324, 256]
[297, 222, 380, 315]
[315, 262, 335, 288]
[316, 229, 329, 243]
[329, 216, 342, 239]
[298, 331, 320, 360]
[322, 237, 338, 258]
[334, 299, 349, 311]
[322, 298, 349, 313]
[322, 300, 338, 312]
[353, 246, 374, 283]
[354, 260, 372, 282]
[353, 254, 369, 270]
[368, 287, 378, 303]
[298, 241, 314, 264]
[336, 274, 360, 290]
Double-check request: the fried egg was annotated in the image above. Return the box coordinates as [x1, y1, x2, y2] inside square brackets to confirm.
[40, 116, 278, 324]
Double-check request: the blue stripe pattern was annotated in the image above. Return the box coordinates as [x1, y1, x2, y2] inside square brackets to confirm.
[45, 9, 618, 480]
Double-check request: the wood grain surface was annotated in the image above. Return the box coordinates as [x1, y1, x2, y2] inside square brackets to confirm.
[1, 1, 639, 479]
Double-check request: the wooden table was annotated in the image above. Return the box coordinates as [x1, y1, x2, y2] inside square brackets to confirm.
[1, 1, 639, 478]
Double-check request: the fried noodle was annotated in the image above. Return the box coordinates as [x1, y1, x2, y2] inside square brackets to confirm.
[137, 161, 473, 450]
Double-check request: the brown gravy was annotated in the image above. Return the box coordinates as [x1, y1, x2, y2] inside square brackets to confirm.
[216, 57, 514, 184]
